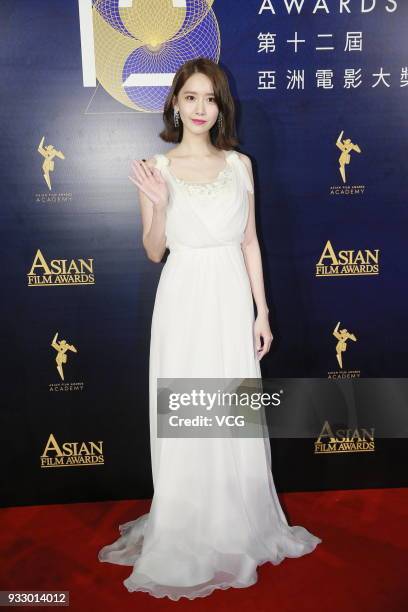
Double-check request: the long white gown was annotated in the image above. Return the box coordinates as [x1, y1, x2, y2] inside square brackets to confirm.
[98, 149, 322, 600]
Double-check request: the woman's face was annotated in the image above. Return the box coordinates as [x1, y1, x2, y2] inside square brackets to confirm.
[174, 72, 219, 133]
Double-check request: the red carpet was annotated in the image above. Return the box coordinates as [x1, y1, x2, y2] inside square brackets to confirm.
[1, 488, 407, 611]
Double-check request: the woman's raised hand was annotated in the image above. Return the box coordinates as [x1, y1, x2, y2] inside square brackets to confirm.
[129, 159, 169, 209]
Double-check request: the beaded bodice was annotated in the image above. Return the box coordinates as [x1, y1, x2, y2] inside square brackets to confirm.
[170, 165, 234, 197]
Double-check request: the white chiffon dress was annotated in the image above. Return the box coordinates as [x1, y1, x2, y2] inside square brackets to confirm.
[98, 149, 322, 600]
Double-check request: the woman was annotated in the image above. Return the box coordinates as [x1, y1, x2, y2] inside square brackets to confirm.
[98, 57, 322, 601]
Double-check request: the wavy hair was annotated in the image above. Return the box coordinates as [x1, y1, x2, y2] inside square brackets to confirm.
[159, 57, 239, 150]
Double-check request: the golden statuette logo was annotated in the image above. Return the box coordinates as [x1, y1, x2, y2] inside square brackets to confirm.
[336, 130, 362, 184]
[51, 332, 78, 381]
[328, 320, 361, 379]
[38, 136, 65, 191]
[333, 321, 357, 369]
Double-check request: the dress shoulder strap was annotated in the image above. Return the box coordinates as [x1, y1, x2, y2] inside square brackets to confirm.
[227, 150, 254, 194]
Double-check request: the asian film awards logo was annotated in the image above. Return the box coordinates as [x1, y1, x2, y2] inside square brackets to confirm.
[40, 433, 104, 468]
[316, 240, 379, 277]
[27, 249, 95, 286]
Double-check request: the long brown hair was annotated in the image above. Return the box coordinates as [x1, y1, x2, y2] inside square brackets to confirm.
[159, 57, 239, 150]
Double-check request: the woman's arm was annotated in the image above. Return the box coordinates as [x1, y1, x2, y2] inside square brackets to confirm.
[238, 153, 273, 359]
[130, 158, 168, 263]
[239, 153, 269, 316]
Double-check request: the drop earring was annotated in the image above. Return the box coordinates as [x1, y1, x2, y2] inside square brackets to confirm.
[174, 109, 180, 127]
[217, 111, 223, 130]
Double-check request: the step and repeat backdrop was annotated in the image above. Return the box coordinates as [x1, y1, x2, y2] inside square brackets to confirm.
[1, 0, 407, 507]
